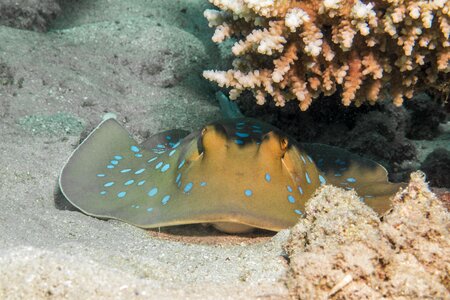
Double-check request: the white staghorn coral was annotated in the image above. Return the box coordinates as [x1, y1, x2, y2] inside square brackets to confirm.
[203, 0, 450, 110]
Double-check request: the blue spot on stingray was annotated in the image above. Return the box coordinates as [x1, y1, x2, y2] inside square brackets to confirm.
[104, 182, 114, 187]
[345, 187, 352, 190]
[236, 121, 245, 126]
[148, 157, 157, 163]
[294, 209, 303, 215]
[161, 195, 171, 205]
[265, 173, 271, 182]
[347, 177, 356, 183]
[307, 155, 313, 163]
[161, 164, 170, 172]
[124, 179, 134, 186]
[235, 132, 250, 138]
[157, 144, 165, 148]
[251, 124, 261, 129]
[252, 129, 262, 134]
[155, 162, 163, 169]
[301, 156, 306, 164]
[287, 185, 293, 192]
[148, 187, 158, 197]
[120, 169, 131, 173]
[107, 165, 114, 169]
[177, 180, 182, 188]
[288, 195, 295, 203]
[305, 172, 311, 184]
[117, 191, 126, 198]
[166, 136, 172, 140]
[168, 142, 175, 147]
[97, 174, 106, 177]
[175, 173, 181, 183]
[200, 182, 207, 186]
[336, 159, 347, 166]
[184, 182, 193, 193]
[235, 139, 244, 145]
[334, 173, 342, 177]
[244, 189, 253, 197]
[114, 155, 123, 160]
[100, 191, 107, 195]
[178, 159, 185, 169]
[131, 146, 140, 153]
[146, 207, 154, 212]
[298, 186, 303, 194]
[319, 175, 326, 185]
[137, 180, 146, 186]
[169, 149, 176, 157]
[172, 141, 181, 148]
[135, 153, 143, 158]
[111, 160, 119, 165]
[135, 168, 145, 175]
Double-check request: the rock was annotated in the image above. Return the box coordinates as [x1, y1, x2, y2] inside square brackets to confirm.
[421, 148, 450, 188]
[285, 171, 450, 299]
[0, 0, 60, 32]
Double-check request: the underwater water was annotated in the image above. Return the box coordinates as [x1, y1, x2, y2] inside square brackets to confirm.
[0, 0, 448, 299]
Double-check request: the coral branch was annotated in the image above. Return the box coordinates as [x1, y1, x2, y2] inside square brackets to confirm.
[203, 0, 450, 110]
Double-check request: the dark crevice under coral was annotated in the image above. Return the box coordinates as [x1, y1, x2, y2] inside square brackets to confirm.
[421, 148, 450, 188]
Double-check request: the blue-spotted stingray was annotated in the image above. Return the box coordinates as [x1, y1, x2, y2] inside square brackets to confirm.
[59, 94, 404, 233]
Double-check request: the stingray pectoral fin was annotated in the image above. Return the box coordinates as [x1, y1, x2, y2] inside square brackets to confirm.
[59, 118, 189, 228]
[301, 143, 389, 183]
[59, 119, 142, 218]
[354, 182, 406, 215]
[301, 143, 404, 215]
[140, 129, 190, 151]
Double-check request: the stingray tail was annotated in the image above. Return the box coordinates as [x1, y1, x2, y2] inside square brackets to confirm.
[216, 91, 244, 119]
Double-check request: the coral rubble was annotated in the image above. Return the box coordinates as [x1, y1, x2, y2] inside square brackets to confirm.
[203, 0, 450, 110]
[284, 171, 449, 299]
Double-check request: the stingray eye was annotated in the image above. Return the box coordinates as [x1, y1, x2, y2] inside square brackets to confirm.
[280, 137, 289, 151]
[197, 137, 205, 155]
[197, 127, 208, 155]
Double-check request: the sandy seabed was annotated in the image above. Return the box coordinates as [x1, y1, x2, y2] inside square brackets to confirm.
[0, 0, 448, 299]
